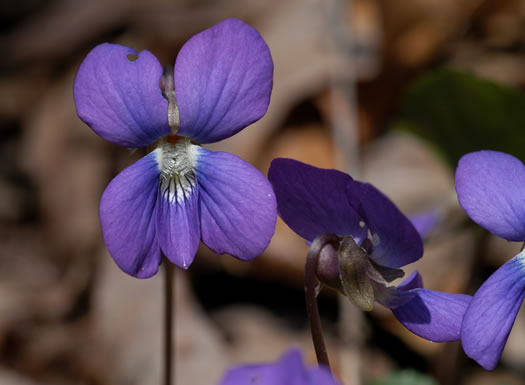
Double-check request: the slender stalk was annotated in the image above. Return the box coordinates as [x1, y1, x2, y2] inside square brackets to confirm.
[304, 233, 340, 369]
[164, 259, 175, 385]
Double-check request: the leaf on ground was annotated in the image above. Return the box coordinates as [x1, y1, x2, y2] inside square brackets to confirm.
[368, 369, 438, 385]
[395, 68, 525, 167]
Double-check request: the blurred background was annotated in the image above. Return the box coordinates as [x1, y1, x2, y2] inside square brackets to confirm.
[2, 0, 525, 384]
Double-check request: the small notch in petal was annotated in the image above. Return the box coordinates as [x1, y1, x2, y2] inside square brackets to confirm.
[74, 43, 170, 148]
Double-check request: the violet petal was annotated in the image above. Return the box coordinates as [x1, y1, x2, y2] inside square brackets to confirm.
[196, 147, 277, 260]
[390, 271, 472, 342]
[346, 181, 423, 268]
[397, 270, 423, 291]
[156, 174, 200, 269]
[268, 158, 367, 243]
[74, 43, 170, 147]
[409, 210, 440, 239]
[175, 18, 273, 144]
[456, 150, 525, 241]
[216, 349, 340, 385]
[461, 252, 525, 370]
[99, 152, 161, 278]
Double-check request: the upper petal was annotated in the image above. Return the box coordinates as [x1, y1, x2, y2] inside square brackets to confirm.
[156, 171, 201, 269]
[387, 271, 472, 342]
[456, 151, 525, 241]
[175, 18, 273, 144]
[461, 251, 525, 370]
[99, 152, 162, 278]
[74, 43, 170, 148]
[216, 349, 341, 385]
[268, 159, 367, 243]
[346, 181, 423, 268]
[196, 147, 276, 260]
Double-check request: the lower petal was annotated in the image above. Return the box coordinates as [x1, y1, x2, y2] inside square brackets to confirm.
[461, 252, 525, 370]
[195, 148, 277, 260]
[156, 173, 200, 269]
[386, 271, 473, 342]
[99, 152, 161, 278]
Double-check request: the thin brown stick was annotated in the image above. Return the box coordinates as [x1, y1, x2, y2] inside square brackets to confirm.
[164, 259, 175, 385]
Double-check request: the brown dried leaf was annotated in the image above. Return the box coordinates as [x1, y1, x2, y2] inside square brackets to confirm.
[93, 253, 228, 385]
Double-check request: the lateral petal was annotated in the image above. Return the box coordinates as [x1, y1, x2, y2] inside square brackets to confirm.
[196, 147, 277, 260]
[175, 18, 273, 143]
[456, 150, 525, 241]
[99, 152, 161, 278]
[268, 158, 367, 243]
[461, 252, 525, 370]
[346, 181, 423, 268]
[74, 43, 170, 148]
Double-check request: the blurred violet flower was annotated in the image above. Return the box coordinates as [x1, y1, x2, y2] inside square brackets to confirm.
[216, 349, 340, 385]
[409, 210, 440, 239]
[456, 150, 525, 370]
[269, 158, 471, 342]
[74, 18, 276, 278]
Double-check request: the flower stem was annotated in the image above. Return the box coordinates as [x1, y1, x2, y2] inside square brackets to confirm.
[163, 259, 175, 385]
[304, 233, 340, 370]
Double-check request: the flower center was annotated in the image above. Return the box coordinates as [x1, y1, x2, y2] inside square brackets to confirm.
[155, 137, 199, 203]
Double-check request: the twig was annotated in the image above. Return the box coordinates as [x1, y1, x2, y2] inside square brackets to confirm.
[163, 259, 175, 385]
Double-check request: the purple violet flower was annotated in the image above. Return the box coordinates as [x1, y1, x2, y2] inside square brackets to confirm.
[74, 18, 277, 277]
[216, 349, 341, 385]
[456, 150, 525, 370]
[269, 158, 472, 342]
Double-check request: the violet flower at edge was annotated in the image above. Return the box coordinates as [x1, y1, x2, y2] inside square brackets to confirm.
[456, 150, 525, 370]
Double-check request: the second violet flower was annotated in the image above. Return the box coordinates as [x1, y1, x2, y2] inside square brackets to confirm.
[74, 18, 277, 278]
[268, 158, 472, 343]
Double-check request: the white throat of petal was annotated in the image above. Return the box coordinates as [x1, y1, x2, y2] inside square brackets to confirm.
[155, 137, 199, 204]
